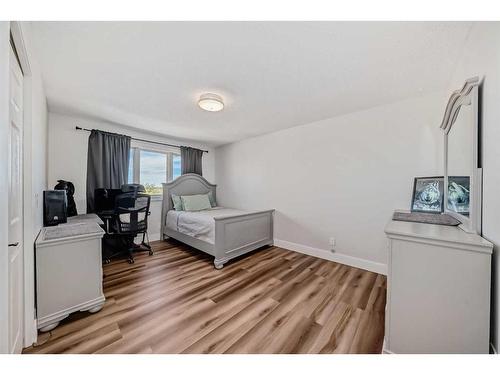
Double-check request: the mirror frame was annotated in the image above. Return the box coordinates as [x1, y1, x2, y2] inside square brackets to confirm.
[440, 77, 481, 234]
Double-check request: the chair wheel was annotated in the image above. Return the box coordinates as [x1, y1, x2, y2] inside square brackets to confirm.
[128, 258, 135, 264]
[149, 250, 154, 256]
[103, 259, 111, 264]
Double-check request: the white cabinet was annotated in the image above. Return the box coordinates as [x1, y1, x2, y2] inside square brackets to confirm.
[384, 220, 492, 354]
[35, 219, 105, 332]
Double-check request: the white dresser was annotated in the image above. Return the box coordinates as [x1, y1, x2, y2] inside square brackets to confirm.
[35, 215, 105, 332]
[384, 220, 493, 354]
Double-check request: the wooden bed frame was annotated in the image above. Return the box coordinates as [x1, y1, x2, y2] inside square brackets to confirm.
[160, 174, 274, 269]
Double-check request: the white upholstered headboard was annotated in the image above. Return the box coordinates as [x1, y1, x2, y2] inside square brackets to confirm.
[160, 173, 217, 238]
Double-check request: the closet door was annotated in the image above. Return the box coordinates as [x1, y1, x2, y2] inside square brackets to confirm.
[8, 42, 24, 354]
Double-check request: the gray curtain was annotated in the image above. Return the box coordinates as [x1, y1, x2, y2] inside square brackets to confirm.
[86, 129, 131, 213]
[180, 146, 203, 175]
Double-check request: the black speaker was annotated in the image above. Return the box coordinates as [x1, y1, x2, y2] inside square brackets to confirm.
[43, 190, 68, 227]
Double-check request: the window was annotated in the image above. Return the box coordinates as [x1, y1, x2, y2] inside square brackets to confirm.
[128, 146, 181, 196]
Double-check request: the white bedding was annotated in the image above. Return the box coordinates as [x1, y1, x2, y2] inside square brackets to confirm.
[165, 207, 246, 244]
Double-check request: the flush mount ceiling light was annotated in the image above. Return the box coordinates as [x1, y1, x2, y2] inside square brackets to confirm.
[198, 93, 224, 112]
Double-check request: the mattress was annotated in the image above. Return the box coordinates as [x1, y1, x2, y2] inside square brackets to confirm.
[165, 207, 246, 244]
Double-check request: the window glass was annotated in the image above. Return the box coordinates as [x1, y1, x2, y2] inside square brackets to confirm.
[139, 150, 166, 195]
[173, 154, 181, 180]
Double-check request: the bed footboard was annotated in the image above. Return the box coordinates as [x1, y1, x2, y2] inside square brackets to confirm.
[213, 209, 274, 268]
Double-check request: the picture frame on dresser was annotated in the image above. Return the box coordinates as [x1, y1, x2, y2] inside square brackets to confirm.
[410, 176, 444, 214]
[447, 175, 470, 217]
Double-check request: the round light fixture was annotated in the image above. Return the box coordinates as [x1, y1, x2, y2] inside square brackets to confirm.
[198, 93, 224, 112]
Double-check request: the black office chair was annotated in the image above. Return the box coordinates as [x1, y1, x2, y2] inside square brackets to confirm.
[110, 191, 153, 264]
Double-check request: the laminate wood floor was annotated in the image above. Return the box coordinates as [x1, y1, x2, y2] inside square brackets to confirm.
[24, 240, 386, 354]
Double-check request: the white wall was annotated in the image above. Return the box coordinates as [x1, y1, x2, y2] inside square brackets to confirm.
[25, 26, 49, 241]
[47, 112, 215, 240]
[447, 22, 500, 353]
[215, 91, 445, 272]
[16, 22, 49, 243]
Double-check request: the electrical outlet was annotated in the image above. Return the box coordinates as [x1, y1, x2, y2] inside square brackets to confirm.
[329, 237, 336, 251]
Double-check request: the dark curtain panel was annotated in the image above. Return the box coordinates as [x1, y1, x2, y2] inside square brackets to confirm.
[86, 130, 131, 213]
[180, 146, 203, 175]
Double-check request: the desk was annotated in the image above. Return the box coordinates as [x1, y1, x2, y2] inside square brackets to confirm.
[35, 214, 106, 332]
[96, 210, 114, 233]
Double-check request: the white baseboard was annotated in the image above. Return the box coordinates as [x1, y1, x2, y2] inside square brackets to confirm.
[149, 233, 161, 241]
[382, 338, 394, 354]
[135, 233, 161, 243]
[274, 239, 387, 275]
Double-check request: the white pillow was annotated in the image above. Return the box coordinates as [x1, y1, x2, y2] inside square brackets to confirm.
[181, 194, 212, 211]
[171, 194, 184, 211]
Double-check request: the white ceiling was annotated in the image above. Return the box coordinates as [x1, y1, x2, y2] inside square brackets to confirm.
[31, 21, 472, 146]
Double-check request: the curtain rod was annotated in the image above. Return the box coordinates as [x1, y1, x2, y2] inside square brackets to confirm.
[75, 126, 208, 153]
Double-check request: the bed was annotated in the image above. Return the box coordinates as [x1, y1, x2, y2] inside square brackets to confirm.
[160, 173, 274, 269]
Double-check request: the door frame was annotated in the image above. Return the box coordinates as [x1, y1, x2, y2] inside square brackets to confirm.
[10, 22, 37, 349]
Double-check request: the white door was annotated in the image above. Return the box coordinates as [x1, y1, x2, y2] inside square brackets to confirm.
[8, 44, 24, 354]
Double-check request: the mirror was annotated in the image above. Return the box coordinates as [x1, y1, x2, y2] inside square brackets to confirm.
[441, 77, 481, 234]
[446, 104, 472, 217]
